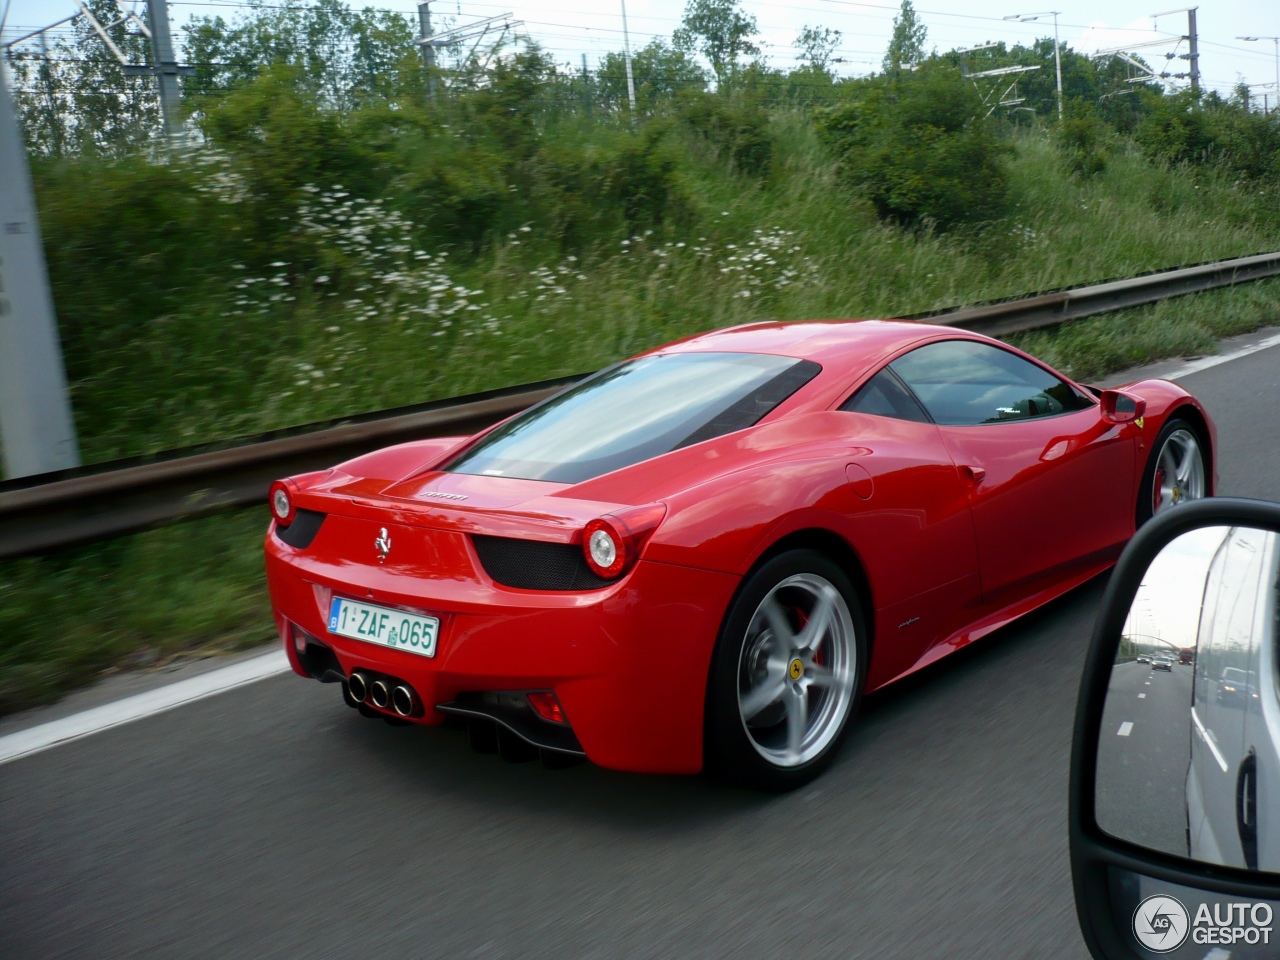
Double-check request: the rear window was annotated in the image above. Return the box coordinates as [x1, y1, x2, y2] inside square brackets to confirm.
[445, 352, 820, 483]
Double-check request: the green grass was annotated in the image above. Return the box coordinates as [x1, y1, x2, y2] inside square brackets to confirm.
[0, 511, 273, 715]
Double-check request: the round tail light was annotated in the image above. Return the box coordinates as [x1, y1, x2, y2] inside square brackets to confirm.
[269, 479, 297, 526]
[581, 503, 666, 580]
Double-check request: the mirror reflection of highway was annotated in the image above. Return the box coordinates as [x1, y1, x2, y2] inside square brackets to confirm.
[1097, 658, 1195, 858]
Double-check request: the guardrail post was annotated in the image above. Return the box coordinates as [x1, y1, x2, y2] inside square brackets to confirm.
[0, 64, 80, 479]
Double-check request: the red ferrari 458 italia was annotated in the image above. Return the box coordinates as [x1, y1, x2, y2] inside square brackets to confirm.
[265, 320, 1214, 788]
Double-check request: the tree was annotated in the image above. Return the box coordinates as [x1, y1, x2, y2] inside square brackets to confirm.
[883, 0, 927, 74]
[9, 0, 158, 156]
[817, 66, 1012, 229]
[794, 25, 842, 72]
[183, 0, 420, 110]
[673, 0, 759, 88]
[598, 40, 708, 112]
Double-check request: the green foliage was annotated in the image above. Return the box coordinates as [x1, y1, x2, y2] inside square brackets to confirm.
[817, 67, 1012, 229]
[794, 25, 843, 71]
[597, 40, 709, 113]
[1057, 105, 1111, 177]
[184, 0, 422, 109]
[883, 0, 928, 73]
[676, 91, 774, 178]
[673, 0, 759, 88]
[8, 0, 157, 156]
[1135, 93, 1280, 180]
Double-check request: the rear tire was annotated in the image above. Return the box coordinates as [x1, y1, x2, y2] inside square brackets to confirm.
[1137, 417, 1207, 527]
[704, 549, 866, 791]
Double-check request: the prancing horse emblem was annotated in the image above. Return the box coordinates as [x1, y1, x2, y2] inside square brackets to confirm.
[374, 527, 392, 563]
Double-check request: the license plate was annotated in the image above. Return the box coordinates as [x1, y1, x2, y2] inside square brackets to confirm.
[327, 598, 439, 657]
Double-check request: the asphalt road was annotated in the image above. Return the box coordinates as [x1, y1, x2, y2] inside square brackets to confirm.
[1096, 660, 1195, 858]
[4, 328, 1280, 960]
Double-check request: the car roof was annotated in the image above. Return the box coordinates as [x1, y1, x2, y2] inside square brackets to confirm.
[648, 319, 974, 367]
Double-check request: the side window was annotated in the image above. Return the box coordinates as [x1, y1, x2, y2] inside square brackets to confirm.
[889, 340, 1093, 426]
[840, 369, 931, 423]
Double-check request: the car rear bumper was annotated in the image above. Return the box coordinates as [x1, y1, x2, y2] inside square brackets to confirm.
[265, 532, 739, 774]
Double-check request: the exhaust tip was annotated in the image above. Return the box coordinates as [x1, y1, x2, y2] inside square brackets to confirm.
[392, 684, 417, 717]
[348, 671, 369, 703]
[370, 679, 391, 709]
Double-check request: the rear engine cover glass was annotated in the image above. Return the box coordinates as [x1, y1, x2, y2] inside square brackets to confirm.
[445, 352, 819, 483]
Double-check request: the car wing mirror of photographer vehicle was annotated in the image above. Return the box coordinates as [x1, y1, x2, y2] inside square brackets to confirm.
[1071, 498, 1280, 959]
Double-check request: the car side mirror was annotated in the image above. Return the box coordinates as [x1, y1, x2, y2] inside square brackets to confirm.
[1100, 389, 1147, 425]
[1071, 498, 1280, 958]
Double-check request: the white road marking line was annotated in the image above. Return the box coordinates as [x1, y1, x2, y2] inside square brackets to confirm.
[1117, 722, 1134, 737]
[1138, 693, 1146, 699]
[1164, 331, 1280, 381]
[1191, 707, 1229, 773]
[0, 650, 290, 766]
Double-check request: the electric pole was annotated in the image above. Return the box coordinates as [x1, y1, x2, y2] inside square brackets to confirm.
[1187, 7, 1200, 95]
[1237, 36, 1280, 112]
[620, 0, 636, 115]
[0, 64, 80, 478]
[1004, 11, 1063, 121]
[145, 0, 183, 140]
[418, 2, 437, 101]
[1152, 8, 1199, 96]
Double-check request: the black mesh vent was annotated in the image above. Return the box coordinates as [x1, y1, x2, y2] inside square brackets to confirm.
[472, 535, 612, 591]
[274, 508, 326, 549]
[677, 359, 822, 449]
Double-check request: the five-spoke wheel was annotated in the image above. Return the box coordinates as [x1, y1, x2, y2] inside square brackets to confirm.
[1139, 418, 1207, 525]
[706, 549, 865, 790]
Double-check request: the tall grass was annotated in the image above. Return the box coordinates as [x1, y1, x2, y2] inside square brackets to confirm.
[32, 113, 1280, 466]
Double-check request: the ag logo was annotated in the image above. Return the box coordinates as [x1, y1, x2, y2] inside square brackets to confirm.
[1133, 895, 1190, 953]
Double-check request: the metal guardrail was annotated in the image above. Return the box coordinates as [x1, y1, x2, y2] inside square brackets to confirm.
[2, 250, 1278, 560]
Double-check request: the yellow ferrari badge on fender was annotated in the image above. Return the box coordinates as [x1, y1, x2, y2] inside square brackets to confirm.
[1133, 416, 1144, 429]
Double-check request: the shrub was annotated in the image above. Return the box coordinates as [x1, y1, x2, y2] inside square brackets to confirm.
[816, 66, 1012, 229]
[676, 90, 774, 179]
[1135, 93, 1280, 181]
[1057, 108, 1110, 178]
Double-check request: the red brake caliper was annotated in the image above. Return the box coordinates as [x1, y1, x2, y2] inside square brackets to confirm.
[795, 608, 825, 667]
[1153, 467, 1165, 513]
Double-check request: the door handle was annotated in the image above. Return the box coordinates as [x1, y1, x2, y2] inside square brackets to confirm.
[960, 465, 986, 485]
[1236, 749, 1258, 871]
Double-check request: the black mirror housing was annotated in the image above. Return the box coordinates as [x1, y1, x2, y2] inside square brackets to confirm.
[1071, 498, 1280, 959]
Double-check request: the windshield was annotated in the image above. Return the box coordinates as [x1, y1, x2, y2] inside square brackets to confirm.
[445, 352, 820, 483]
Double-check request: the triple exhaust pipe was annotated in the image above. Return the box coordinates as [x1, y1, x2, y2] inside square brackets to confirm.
[347, 670, 419, 717]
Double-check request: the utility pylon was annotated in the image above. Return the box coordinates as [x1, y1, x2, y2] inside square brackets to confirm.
[418, 2, 437, 102]
[0, 65, 80, 478]
[145, 0, 182, 138]
[620, 0, 637, 115]
[1152, 7, 1200, 95]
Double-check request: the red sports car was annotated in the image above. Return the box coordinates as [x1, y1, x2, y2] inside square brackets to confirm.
[264, 320, 1214, 788]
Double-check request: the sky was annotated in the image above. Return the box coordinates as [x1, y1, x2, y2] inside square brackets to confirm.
[1124, 525, 1228, 651]
[1, 0, 1278, 101]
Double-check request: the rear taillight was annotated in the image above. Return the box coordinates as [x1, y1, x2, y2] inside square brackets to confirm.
[269, 479, 297, 526]
[581, 502, 666, 580]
